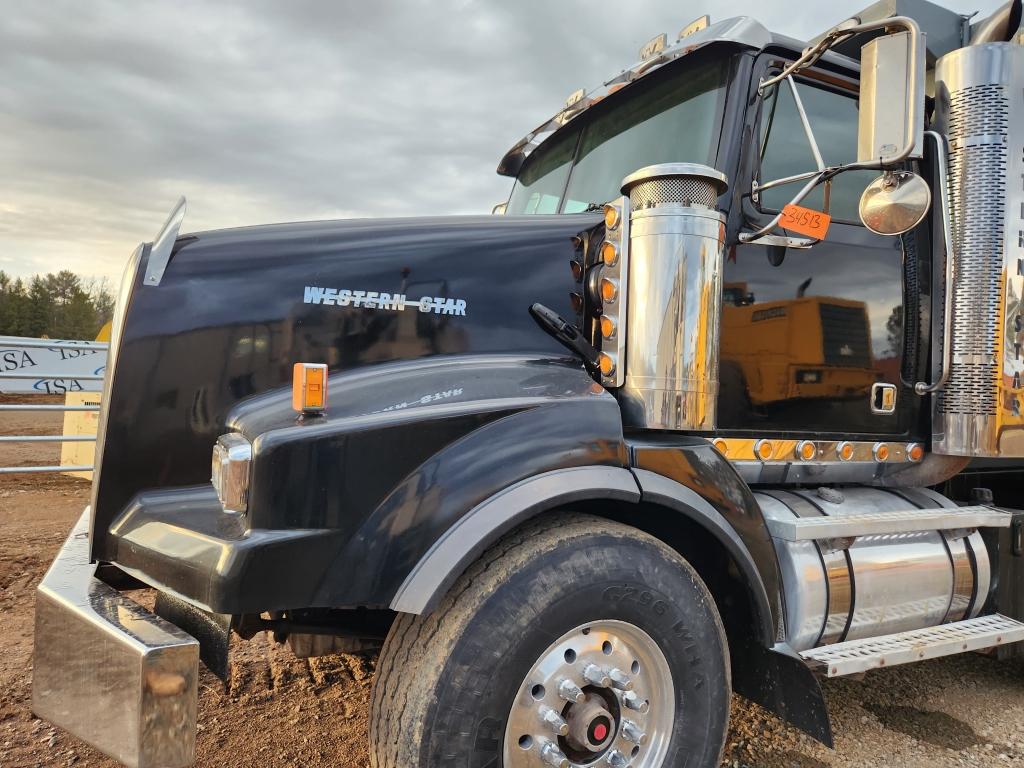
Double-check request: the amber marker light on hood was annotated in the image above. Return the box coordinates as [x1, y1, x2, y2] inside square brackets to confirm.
[293, 362, 328, 414]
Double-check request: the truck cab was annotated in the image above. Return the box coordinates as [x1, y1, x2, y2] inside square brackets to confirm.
[31, 3, 1024, 768]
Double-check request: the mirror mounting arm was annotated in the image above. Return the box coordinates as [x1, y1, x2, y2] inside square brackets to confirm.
[739, 168, 834, 244]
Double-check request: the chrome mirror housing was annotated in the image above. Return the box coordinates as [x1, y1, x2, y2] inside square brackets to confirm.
[858, 170, 931, 235]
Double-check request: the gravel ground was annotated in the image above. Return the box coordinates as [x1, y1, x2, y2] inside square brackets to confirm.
[1, 413, 1023, 767]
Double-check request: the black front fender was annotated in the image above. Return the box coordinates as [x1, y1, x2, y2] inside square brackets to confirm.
[240, 354, 631, 610]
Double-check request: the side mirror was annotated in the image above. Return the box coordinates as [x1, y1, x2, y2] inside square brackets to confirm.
[857, 31, 925, 164]
[859, 170, 931, 235]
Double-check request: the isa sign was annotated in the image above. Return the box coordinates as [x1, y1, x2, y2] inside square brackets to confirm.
[0, 337, 107, 394]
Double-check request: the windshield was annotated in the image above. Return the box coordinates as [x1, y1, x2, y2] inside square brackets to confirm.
[506, 57, 729, 215]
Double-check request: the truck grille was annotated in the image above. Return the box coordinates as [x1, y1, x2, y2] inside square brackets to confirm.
[819, 303, 871, 368]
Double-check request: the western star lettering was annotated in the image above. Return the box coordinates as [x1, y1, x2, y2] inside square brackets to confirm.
[303, 285, 467, 316]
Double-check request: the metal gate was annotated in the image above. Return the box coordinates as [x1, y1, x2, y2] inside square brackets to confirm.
[0, 338, 107, 475]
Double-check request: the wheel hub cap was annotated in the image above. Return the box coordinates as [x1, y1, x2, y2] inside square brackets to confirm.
[503, 620, 674, 767]
[565, 693, 614, 753]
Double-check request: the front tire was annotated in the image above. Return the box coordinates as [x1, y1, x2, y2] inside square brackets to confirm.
[369, 513, 730, 768]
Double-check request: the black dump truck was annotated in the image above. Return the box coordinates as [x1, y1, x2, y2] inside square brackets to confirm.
[31, 2, 1024, 766]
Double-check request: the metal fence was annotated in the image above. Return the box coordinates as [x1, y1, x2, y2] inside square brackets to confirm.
[0, 338, 107, 475]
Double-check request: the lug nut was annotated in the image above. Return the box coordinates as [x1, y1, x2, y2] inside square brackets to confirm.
[558, 678, 585, 704]
[622, 719, 647, 745]
[622, 691, 650, 714]
[539, 739, 569, 768]
[539, 706, 569, 736]
[608, 668, 633, 691]
[582, 663, 611, 687]
[606, 749, 630, 767]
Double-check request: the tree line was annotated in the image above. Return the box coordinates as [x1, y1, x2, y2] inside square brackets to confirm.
[0, 270, 114, 341]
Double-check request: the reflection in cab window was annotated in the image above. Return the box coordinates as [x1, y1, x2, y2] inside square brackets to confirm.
[719, 238, 906, 435]
[758, 78, 877, 222]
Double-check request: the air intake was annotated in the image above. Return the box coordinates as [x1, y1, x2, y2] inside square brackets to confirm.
[932, 43, 1024, 457]
[617, 163, 728, 431]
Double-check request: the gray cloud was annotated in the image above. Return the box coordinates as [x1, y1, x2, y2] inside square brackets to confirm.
[0, 0, 1002, 283]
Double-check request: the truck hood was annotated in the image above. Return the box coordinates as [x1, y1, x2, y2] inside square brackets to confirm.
[89, 213, 600, 560]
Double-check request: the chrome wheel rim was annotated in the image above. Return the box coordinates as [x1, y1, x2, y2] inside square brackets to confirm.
[503, 620, 674, 767]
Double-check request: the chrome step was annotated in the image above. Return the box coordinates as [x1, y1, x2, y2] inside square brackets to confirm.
[765, 504, 1010, 542]
[801, 614, 1024, 677]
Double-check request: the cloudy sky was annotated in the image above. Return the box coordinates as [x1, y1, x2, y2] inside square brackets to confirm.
[0, 0, 1002, 285]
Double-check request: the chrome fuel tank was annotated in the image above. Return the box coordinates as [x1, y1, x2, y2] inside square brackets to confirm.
[758, 487, 991, 652]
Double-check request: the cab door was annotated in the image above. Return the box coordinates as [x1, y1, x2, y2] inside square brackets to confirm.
[719, 60, 918, 439]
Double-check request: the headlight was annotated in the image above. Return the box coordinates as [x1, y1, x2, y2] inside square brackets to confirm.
[796, 369, 822, 384]
[211, 433, 252, 513]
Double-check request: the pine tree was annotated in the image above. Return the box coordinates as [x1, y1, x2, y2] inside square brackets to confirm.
[0, 271, 115, 339]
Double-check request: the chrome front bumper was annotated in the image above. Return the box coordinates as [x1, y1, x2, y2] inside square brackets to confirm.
[32, 509, 199, 768]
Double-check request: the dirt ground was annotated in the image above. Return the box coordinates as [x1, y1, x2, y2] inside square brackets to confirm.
[2, 406, 1024, 767]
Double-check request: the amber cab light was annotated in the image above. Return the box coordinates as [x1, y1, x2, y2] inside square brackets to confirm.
[603, 204, 621, 230]
[600, 315, 616, 339]
[601, 241, 619, 267]
[600, 277, 618, 303]
[293, 363, 328, 413]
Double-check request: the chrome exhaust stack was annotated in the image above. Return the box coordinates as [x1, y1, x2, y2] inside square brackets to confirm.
[613, 163, 728, 431]
[932, 43, 1024, 457]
